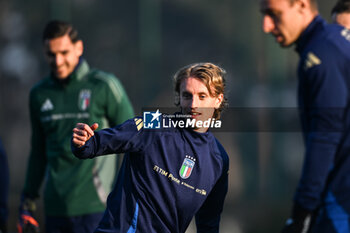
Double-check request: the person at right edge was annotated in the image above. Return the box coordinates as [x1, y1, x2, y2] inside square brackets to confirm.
[332, 0, 350, 29]
[260, 0, 350, 232]
[0, 138, 9, 233]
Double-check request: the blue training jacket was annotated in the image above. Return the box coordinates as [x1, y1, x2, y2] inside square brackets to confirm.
[72, 117, 229, 233]
[0, 138, 9, 225]
[295, 15, 350, 216]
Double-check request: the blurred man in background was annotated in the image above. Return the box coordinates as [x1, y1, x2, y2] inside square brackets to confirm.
[0, 138, 9, 233]
[18, 20, 134, 233]
[332, 0, 350, 28]
[260, 0, 350, 232]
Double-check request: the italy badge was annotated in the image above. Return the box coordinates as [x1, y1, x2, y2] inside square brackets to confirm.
[78, 89, 91, 111]
[179, 155, 196, 179]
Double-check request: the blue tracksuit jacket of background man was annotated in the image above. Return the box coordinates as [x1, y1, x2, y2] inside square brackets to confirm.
[72, 117, 229, 233]
[0, 138, 9, 230]
[295, 15, 350, 230]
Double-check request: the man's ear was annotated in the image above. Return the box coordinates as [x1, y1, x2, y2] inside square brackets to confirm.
[74, 40, 84, 57]
[296, 0, 309, 13]
[215, 94, 224, 109]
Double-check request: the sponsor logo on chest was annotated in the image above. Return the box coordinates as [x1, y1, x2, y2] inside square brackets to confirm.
[78, 89, 91, 111]
[41, 98, 54, 112]
[179, 155, 196, 179]
[304, 52, 321, 70]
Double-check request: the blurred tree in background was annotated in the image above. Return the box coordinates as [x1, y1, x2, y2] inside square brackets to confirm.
[0, 0, 337, 232]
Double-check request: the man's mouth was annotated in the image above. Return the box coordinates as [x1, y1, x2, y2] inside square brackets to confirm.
[56, 67, 65, 72]
[190, 112, 201, 118]
[274, 34, 283, 43]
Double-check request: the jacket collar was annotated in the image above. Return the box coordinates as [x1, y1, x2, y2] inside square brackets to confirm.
[295, 15, 325, 54]
[50, 58, 90, 86]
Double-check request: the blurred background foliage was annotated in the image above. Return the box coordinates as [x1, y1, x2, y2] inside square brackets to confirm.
[0, 0, 337, 232]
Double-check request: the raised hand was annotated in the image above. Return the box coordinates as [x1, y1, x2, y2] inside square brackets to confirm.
[72, 123, 99, 148]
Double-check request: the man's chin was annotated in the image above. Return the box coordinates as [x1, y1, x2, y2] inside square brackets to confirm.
[55, 72, 69, 80]
[278, 38, 296, 48]
[279, 42, 293, 48]
[191, 117, 213, 123]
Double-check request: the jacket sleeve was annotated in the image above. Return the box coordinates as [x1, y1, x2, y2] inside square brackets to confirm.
[22, 90, 48, 198]
[104, 74, 134, 127]
[294, 48, 347, 211]
[195, 145, 229, 233]
[0, 138, 9, 224]
[72, 118, 146, 159]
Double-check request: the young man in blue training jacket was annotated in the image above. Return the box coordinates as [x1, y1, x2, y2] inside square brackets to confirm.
[71, 62, 229, 233]
[260, 0, 350, 232]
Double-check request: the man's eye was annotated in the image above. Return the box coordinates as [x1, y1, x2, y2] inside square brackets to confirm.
[199, 95, 206, 99]
[270, 12, 281, 20]
[263, 9, 279, 19]
[182, 93, 191, 98]
[47, 52, 55, 58]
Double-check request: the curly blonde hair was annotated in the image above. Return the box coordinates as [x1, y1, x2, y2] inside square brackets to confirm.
[173, 62, 228, 119]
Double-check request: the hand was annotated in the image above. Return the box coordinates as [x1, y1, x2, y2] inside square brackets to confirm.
[17, 196, 39, 233]
[72, 123, 99, 148]
[281, 204, 313, 233]
[281, 217, 312, 233]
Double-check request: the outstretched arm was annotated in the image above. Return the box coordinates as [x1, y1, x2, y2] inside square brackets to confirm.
[71, 118, 147, 159]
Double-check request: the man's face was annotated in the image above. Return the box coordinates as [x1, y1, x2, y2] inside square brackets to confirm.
[333, 12, 350, 29]
[179, 77, 223, 132]
[44, 34, 83, 79]
[260, 0, 305, 47]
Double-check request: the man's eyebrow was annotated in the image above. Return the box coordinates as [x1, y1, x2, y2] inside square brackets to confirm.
[260, 8, 273, 14]
[46, 49, 70, 54]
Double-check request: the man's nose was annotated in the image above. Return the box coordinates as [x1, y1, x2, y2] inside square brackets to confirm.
[55, 54, 64, 66]
[263, 15, 275, 33]
[190, 97, 199, 108]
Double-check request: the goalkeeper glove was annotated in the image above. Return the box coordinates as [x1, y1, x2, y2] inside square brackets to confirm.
[17, 195, 39, 233]
[0, 221, 7, 233]
[281, 204, 313, 233]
